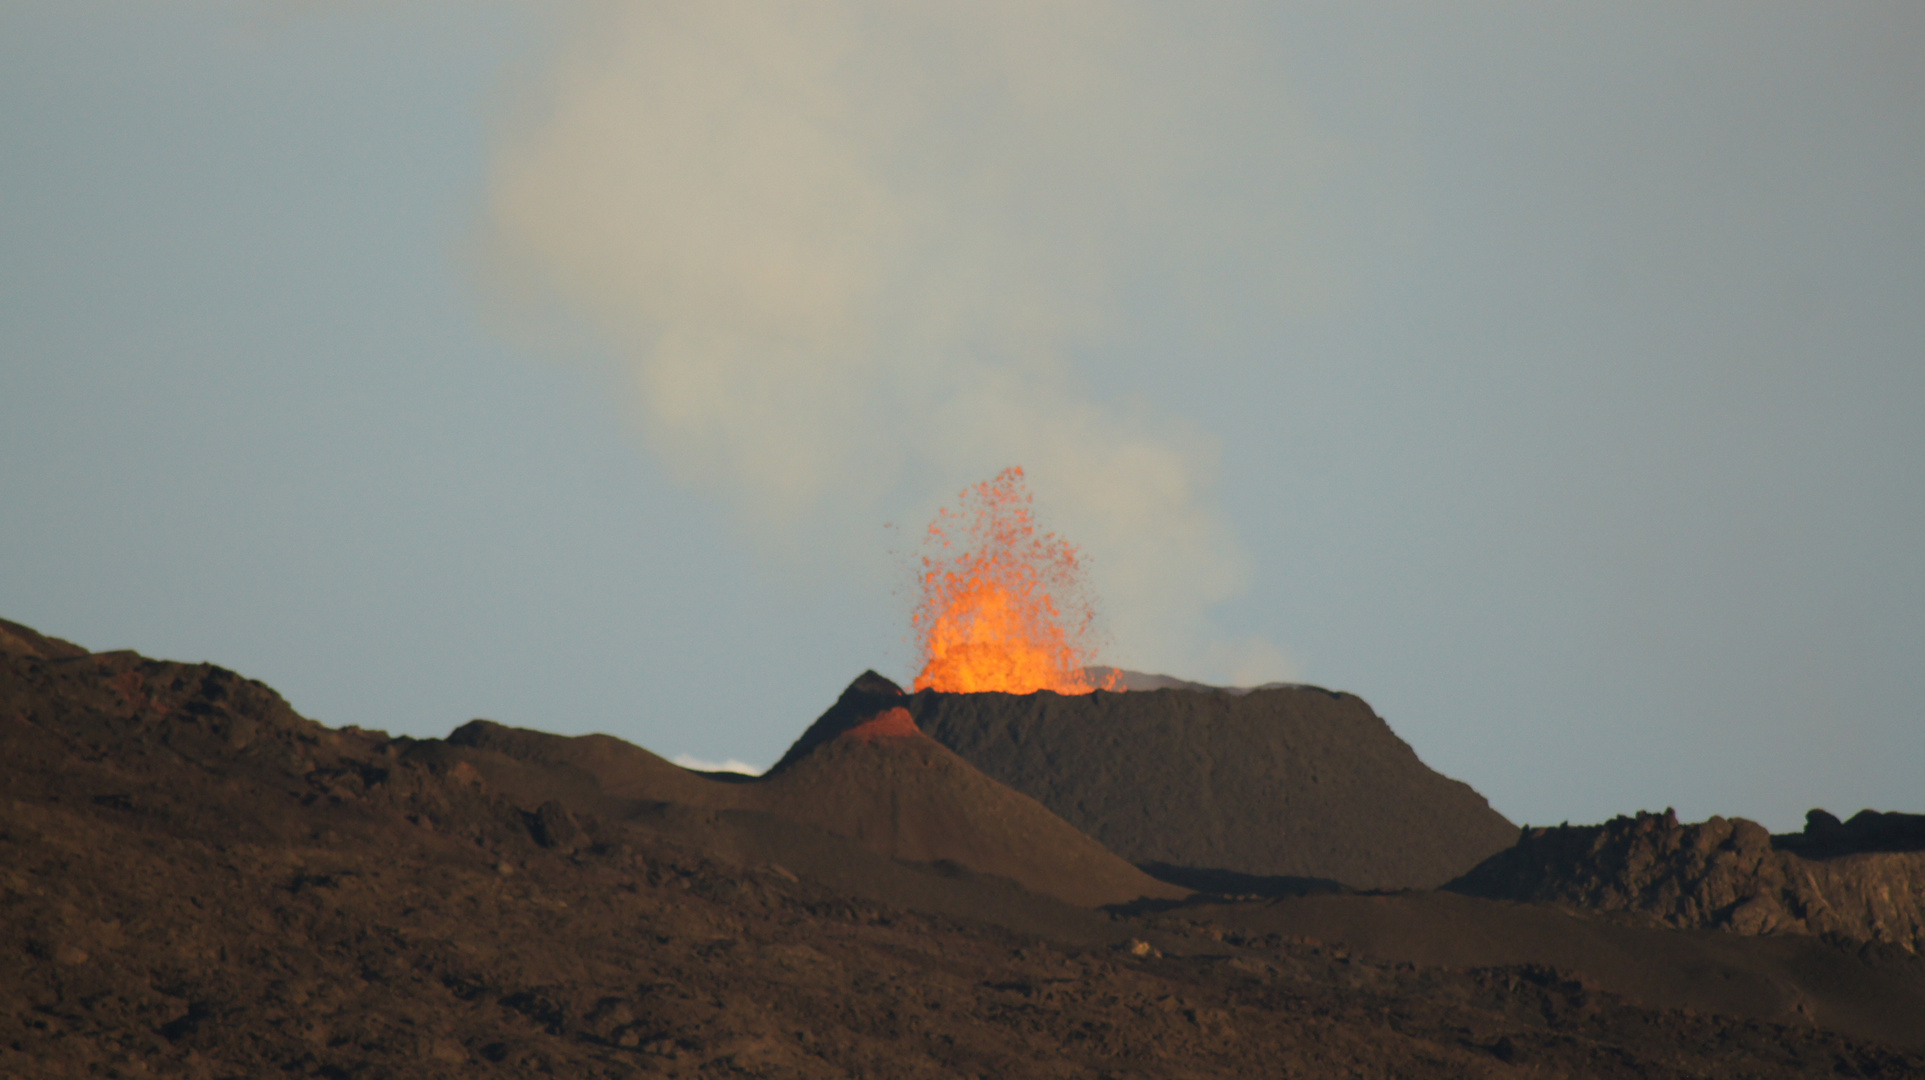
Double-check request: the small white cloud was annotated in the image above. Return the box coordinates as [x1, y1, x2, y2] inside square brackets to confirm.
[670, 752, 765, 776]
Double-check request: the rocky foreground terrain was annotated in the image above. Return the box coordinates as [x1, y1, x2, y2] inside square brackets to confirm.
[4, 617, 1924, 1078]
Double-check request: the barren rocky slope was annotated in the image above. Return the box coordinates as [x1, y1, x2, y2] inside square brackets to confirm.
[910, 684, 1518, 890]
[1450, 809, 1925, 954]
[6, 618, 1925, 1077]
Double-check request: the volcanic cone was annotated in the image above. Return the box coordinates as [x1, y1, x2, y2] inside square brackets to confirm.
[909, 680, 1518, 890]
[748, 673, 1184, 907]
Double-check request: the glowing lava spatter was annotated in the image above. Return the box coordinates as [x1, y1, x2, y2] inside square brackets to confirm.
[911, 468, 1121, 695]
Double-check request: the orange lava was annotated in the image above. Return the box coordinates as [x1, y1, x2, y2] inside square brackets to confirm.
[911, 467, 1120, 695]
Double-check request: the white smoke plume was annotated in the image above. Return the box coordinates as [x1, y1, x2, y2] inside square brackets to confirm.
[480, 1, 1338, 676]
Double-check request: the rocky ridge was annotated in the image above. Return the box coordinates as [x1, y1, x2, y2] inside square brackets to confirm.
[1450, 810, 1925, 954]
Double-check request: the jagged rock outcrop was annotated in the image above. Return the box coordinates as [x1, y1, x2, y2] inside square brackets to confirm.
[1450, 810, 1925, 953]
[1780, 808, 1925, 858]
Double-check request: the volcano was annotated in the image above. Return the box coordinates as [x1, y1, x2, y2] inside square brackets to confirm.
[885, 472, 1513, 889]
[906, 678, 1519, 890]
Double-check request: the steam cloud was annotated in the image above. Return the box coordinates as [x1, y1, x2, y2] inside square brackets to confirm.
[481, 2, 1340, 678]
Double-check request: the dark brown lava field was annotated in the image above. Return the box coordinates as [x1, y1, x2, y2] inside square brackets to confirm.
[4, 617, 1923, 1079]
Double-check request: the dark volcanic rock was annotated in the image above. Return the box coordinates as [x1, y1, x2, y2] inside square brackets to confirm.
[908, 683, 1518, 890]
[1450, 810, 1925, 953]
[1779, 807, 1925, 858]
[526, 799, 580, 850]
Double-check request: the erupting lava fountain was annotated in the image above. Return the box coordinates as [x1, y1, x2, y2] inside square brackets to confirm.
[910, 467, 1121, 695]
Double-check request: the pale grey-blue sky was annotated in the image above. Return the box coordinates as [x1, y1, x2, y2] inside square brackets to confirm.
[2, 2, 1919, 831]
